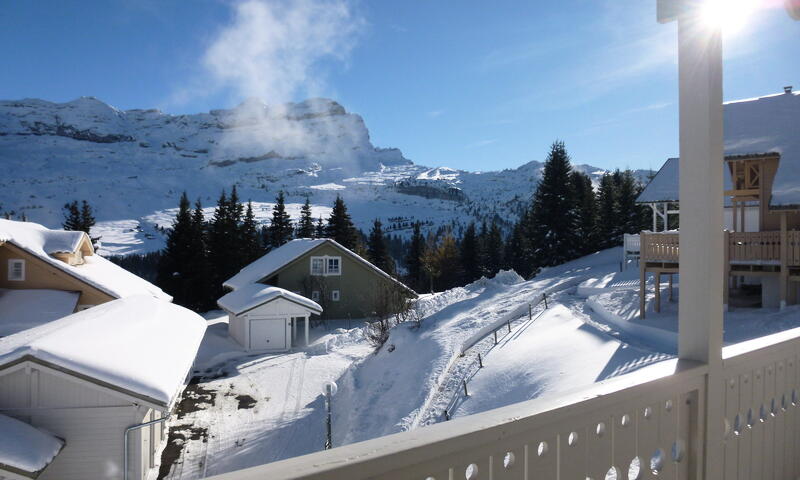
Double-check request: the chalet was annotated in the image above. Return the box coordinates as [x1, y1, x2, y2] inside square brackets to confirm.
[635, 87, 800, 316]
[0, 295, 206, 480]
[223, 238, 416, 321]
[0, 219, 170, 335]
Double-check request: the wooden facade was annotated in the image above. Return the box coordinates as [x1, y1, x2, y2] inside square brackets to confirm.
[639, 154, 800, 317]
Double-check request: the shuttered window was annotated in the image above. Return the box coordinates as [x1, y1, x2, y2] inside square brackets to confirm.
[7, 259, 24, 281]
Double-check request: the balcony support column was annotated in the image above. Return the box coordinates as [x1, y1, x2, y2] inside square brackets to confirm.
[781, 212, 788, 310]
[676, 10, 725, 480]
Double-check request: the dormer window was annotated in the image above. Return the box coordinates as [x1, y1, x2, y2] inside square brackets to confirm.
[310, 256, 342, 276]
[8, 259, 25, 281]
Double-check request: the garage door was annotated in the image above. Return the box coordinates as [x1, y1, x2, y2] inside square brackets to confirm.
[249, 318, 287, 350]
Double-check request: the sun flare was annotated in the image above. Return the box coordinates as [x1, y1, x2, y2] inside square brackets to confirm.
[699, 0, 757, 33]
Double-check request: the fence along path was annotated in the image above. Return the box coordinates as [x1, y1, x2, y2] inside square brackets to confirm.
[412, 276, 585, 429]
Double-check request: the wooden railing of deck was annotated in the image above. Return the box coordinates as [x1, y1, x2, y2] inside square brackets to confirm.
[640, 231, 800, 266]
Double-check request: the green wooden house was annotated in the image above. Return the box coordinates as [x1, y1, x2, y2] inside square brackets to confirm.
[223, 238, 416, 319]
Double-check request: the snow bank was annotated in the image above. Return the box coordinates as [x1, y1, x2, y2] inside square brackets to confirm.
[587, 292, 678, 354]
[0, 219, 171, 300]
[218, 284, 322, 315]
[0, 413, 63, 475]
[0, 295, 206, 407]
[0, 289, 79, 337]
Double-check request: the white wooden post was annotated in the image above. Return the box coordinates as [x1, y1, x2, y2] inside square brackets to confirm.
[305, 315, 310, 346]
[675, 6, 725, 479]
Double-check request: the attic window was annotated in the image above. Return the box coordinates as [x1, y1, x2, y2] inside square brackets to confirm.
[8, 259, 25, 281]
[310, 256, 342, 276]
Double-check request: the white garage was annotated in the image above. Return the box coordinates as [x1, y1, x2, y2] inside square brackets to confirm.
[217, 284, 323, 353]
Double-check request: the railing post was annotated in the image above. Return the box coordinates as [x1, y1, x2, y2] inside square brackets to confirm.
[674, 5, 725, 479]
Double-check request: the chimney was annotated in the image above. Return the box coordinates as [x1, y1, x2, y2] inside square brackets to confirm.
[785, 86, 793, 94]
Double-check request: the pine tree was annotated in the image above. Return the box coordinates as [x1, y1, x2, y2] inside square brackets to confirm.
[62, 201, 82, 231]
[476, 221, 490, 276]
[242, 201, 263, 263]
[79, 200, 96, 233]
[505, 216, 535, 278]
[268, 191, 293, 248]
[484, 221, 505, 276]
[460, 222, 482, 283]
[596, 173, 619, 249]
[405, 222, 426, 292]
[325, 195, 358, 250]
[296, 197, 315, 238]
[157, 193, 196, 308]
[570, 171, 598, 256]
[315, 216, 326, 238]
[367, 219, 395, 274]
[528, 141, 580, 267]
[207, 189, 244, 300]
[615, 170, 645, 236]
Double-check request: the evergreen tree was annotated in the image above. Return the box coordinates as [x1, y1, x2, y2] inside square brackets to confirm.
[325, 195, 358, 250]
[505, 215, 535, 278]
[528, 141, 580, 266]
[367, 219, 395, 274]
[62, 201, 81, 232]
[615, 170, 646, 236]
[570, 171, 598, 256]
[157, 193, 196, 308]
[314, 216, 326, 238]
[187, 198, 213, 311]
[241, 201, 263, 263]
[268, 191, 293, 248]
[405, 222, 426, 292]
[296, 197, 315, 238]
[484, 221, 505, 276]
[79, 200, 96, 233]
[207, 189, 244, 300]
[596, 173, 619, 249]
[459, 222, 482, 283]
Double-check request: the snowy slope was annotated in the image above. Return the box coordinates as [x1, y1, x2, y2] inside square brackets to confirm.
[0, 96, 651, 255]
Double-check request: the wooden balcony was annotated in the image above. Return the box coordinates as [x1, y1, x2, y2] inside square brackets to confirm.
[640, 231, 800, 267]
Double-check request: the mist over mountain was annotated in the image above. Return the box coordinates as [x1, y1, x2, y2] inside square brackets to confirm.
[0, 96, 651, 255]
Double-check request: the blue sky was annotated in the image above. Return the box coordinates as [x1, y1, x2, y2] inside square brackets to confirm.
[0, 1, 797, 172]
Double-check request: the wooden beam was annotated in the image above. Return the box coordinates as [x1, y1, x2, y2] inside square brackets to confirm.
[780, 212, 788, 309]
[640, 263, 647, 319]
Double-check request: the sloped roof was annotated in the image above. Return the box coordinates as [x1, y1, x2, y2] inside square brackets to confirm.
[218, 284, 323, 316]
[223, 238, 416, 295]
[637, 89, 799, 207]
[0, 295, 206, 408]
[0, 289, 80, 337]
[0, 219, 171, 301]
[0, 414, 64, 479]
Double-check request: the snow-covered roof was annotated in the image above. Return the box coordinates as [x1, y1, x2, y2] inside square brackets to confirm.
[218, 284, 323, 316]
[636, 157, 680, 203]
[0, 295, 206, 408]
[224, 238, 415, 295]
[224, 239, 327, 290]
[0, 289, 79, 337]
[637, 89, 800, 207]
[0, 413, 64, 478]
[0, 219, 171, 301]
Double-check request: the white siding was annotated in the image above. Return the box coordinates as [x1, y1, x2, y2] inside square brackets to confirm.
[0, 364, 165, 480]
[229, 313, 246, 347]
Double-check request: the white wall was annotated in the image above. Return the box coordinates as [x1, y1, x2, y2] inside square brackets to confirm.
[0, 363, 162, 480]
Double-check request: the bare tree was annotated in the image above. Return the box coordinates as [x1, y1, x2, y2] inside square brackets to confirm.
[364, 282, 414, 348]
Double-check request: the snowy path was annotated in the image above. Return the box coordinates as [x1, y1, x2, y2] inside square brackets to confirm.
[159, 327, 372, 479]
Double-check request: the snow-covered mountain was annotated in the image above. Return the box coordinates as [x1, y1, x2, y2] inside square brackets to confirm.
[0, 96, 648, 255]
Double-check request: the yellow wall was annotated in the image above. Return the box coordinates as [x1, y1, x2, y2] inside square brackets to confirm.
[0, 243, 114, 308]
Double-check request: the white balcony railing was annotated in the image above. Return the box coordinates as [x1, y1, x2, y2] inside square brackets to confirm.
[206, 326, 800, 480]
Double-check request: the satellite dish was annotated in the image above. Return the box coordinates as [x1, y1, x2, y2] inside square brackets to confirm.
[322, 380, 338, 397]
[787, 0, 800, 20]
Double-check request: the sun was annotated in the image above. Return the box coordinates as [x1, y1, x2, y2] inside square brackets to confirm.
[699, 0, 756, 33]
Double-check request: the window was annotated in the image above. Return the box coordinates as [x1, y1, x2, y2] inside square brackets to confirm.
[331, 290, 340, 302]
[327, 257, 341, 275]
[310, 256, 342, 276]
[311, 257, 325, 276]
[311, 290, 320, 301]
[7, 259, 24, 281]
